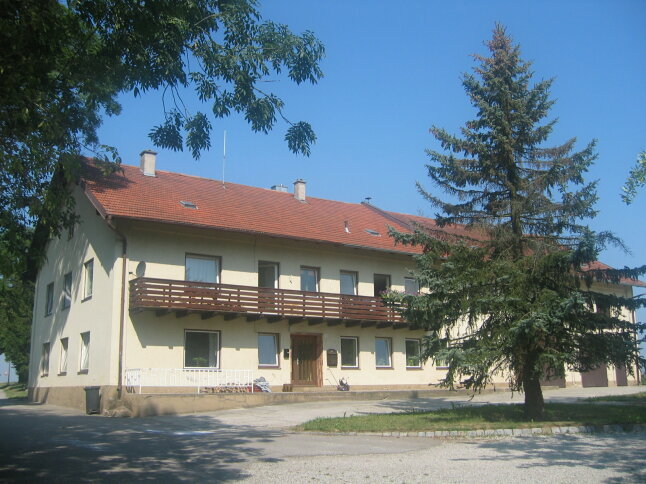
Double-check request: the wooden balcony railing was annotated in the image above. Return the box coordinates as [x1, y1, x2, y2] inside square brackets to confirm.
[129, 277, 404, 324]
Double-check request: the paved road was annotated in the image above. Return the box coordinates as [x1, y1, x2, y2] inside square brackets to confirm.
[0, 386, 644, 482]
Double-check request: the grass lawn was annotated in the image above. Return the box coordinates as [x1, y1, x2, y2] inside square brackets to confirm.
[296, 402, 646, 433]
[0, 382, 27, 400]
[586, 392, 646, 404]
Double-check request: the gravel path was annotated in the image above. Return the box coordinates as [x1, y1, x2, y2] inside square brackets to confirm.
[240, 433, 646, 483]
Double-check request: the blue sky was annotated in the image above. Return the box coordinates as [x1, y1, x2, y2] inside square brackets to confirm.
[96, 1, 645, 333]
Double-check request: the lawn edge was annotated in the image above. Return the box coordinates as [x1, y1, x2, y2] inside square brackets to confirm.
[295, 423, 646, 439]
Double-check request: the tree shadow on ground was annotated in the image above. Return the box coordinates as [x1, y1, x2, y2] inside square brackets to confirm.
[0, 403, 282, 482]
[451, 433, 646, 483]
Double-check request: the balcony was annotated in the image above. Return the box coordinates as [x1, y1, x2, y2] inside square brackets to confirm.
[129, 277, 408, 328]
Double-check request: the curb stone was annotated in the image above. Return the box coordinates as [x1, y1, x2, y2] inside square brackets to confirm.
[303, 423, 646, 439]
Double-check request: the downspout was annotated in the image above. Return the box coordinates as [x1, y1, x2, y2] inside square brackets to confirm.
[106, 216, 128, 399]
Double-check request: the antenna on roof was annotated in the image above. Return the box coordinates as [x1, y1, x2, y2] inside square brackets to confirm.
[365, 197, 372, 203]
[221, 130, 227, 188]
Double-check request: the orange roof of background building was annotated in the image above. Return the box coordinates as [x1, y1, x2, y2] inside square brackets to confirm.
[80, 162, 645, 287]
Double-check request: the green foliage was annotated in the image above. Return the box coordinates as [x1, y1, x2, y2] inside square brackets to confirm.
[0, 0, 324, 376]
[0, 277, 33, 383]
[0, 383, 28, 400]
[298, 402, 646, 432]
[390, 25, 645, 419]
[622, 151, 646, 205]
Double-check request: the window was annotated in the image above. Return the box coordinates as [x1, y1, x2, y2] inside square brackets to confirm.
[83, 259, 94, 299]
[79, 332, 90, 372]
[258, 333, 279, 367]
[59, 338, 68, 374]
[340, 337, 359, 368]
[185, 255, 219, 283]
[45, 282, 54, 316]
[340, 271, 358, 296]
[62, 272, 72, 309]
[41, 342, 50, 376]
[258, 261, 279, 288]
[375, 337, 392, 368]
[184, 330, 219, 368]
[300, 266, 319, 292]
[404, 277, 419, 295]
[435, 342, 449, 369]
[406, 339, 422, 368]
[373, 274, 391, 297]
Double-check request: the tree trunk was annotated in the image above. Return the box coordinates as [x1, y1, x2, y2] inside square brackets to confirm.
[523, 371, 545, 420]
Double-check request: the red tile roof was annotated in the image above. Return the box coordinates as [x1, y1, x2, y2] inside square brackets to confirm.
[81, 162, 644, 287]
[82, 163, 424, 255]
[582, 261, 646, 288]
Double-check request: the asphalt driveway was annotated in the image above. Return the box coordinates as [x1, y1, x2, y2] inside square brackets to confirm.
[0, 386, 644, 482]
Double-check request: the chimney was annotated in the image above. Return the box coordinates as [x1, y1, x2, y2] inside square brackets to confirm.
[293, 179, 306, 201]
[140, 150, 157, 177]
[271, 184, 288, 193]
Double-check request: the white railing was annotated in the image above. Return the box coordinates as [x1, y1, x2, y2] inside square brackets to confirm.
[124, 368, 256, 394]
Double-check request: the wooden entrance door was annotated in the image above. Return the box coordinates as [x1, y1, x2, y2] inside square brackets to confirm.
[291, 334, 322, 386]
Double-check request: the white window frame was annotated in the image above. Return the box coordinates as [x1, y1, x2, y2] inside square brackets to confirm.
[79, 332, 90, 373]
[258, 261, 279, 289]
[340, 336, 359, 368]
[405, 338, 422, 368]
[41, 342, 50, 377]
[404, 277, 419, 295]
[184, 330, 220, 368]
[373, 274, 391, 297]
[83, 259, 94, 300]
[340, 271, 358, 296]
[45, 282, 54, 316]
[59, 337, 68, 375]
[375, 337, 392, 368]
[185, 254, 220, 284]
[62, 272, 72, 309]
[300, 266, 320, 293]
[257, 333, 279, 367]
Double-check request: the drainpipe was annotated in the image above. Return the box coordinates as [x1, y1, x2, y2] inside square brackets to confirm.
[106, 216, 128, 399]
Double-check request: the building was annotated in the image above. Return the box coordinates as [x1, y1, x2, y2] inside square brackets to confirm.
[28, 152, 642, 412]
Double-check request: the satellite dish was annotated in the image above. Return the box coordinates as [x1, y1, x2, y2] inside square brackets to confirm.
[135, 261, 146, 278]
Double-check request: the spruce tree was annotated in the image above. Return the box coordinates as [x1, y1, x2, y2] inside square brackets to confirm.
[391, 25, 645, 419]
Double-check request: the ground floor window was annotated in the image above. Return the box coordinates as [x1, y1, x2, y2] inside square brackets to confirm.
[79, 332, 90, 372]
[375, 337, 392, 368]
[340, 337, 359, 368]
[258, 333, 279, 367]
[405, 339, 422, 368]
[59, 338, 68, 374]
[41, 342, 50, 376]
[184, 330, 220, 368]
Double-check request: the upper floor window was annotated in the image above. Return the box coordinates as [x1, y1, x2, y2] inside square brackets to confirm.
[340, 271, 358, 296]
[300, 266, 319, 292]
[185, 254, 219, 284]
[258, 261, 279, 288]
[404, 277, 419, 295]
[373, 274, 391, 297]
[45, 282, 54, 316]
[62, 272, 72, 309]
[83, 259, 94, 300]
